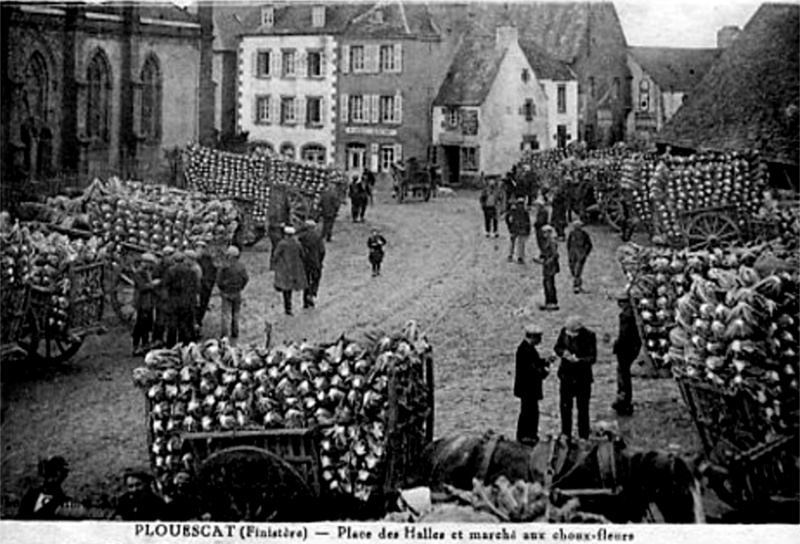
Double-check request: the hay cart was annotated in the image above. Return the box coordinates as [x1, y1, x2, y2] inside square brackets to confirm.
[676, 374, 799, 520]
[145, 354, 435, 521]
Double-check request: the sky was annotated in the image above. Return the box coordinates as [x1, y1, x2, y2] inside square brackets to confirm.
[171, 0, 765, 49]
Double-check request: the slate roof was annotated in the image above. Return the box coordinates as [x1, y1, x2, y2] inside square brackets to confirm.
[657, 3, 800, 165]
[240, 2, 370, 37]
[629, 47, 721, 93]
[345, 1, 440, 39]
[519, 39, 576, 81]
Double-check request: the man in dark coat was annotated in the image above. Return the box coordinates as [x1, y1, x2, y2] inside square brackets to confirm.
[151, 246, 175, 347]
[514, 325, 550, 444]
[349, 178, 369, 223]
[539, 226, 560, 311]
[554, 315, 597, 439]
[567, 220, 593, 294]
[216, 246, 249, 339]
[319, 186, 341, 242]
[533, 195, 549, 263]
[612, 291, 642, 416]
[196, 241, 217, 329]
[132, 253, 158, 355]
[506, 198, 531, 263]
[162, 252, 199, 346]
[362, 167, 376, 205]
[551, 187, 568, 240]
[267, 190, 291, 269]
[298, 220, 326, 309]
[273, 226, 308, 315]
[18, 456, 70, 519]
[479, 179, 500, 238]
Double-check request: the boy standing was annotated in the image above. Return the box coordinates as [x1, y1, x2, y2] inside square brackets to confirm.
[367, 229, 387, 277]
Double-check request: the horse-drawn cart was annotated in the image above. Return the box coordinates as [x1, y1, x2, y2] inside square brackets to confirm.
[392, 162, 432, 203]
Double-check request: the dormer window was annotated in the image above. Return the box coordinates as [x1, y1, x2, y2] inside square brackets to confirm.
[261, 6, 274, 28]
[312, 6, 325, 28]
[371, 9, 384, 24]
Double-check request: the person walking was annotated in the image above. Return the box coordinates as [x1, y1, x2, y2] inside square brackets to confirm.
[319, 186, 341, 242]
[362, 166, 376, 206]
[554, 316, 597, 439]
[349, 178, 369, 223]
[612, 290, 642, 416]
[132, 253, 158, 356]
[298, 219, 326, 309]
[539, 226, 560, 311]
[479, 178, 500, 238]
[216, 246, 249, 340]
[272, 226, 307, 316]
[163, 252, 199, 346]
[567, 220, 593, 294]
[506, 198, 531, 263]
[196, 241, 217, 329]
[514, 324, 550, 444]
[533, 194, 550, 263]
[367, 228, 387, 277]
[551, 187, 568, 241]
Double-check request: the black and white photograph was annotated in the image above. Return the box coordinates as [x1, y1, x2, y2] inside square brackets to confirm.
[0, 0, 797, 539]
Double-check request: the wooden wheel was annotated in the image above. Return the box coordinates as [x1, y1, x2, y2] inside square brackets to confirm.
[684, 211, 741, 249]
[197, 446, 315, 522]
[17, 304, 84, 365]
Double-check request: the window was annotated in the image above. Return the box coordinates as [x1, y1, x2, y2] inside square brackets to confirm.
[261, 6, 274, 27]
[639, 80, 650, 111]
[306, 96, 322, 125]
[521, 68, 530, 83]
[588, 76, 595, 98]
[379, 44, 395, 72]
[379, 95, 396, 123]
[255, 95, 271, 124]
[350, 45, 365, 73]
[251, 141, 274, 155]
[140, 55, 162, 140]
[346, 143, 366, 171]
[446, 107, 459, 128]
[311, 6, 325, 28]
[557, 84, 567, 114]
[256, 50, 271, 77]
[380, 145, 395, 172]
[86, 51, 111, 143]
[280, 143, 295, 159]
[280, 96, 296, 124]
[523, 99, 535, 121]
[26, 52, 48, 122]
[349, 95, 365, 123]
[307, 50, 322, 78]
[282, 49, 296, 77]
[302, 144, 325, 164]
[613, 77, 620, 100]
[461, 147, 479, 171]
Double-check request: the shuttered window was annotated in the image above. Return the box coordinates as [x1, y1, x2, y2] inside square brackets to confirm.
[349, 95, 366, 123]
[306, 96, 322, 126]
[255, 50, 271, 77]
[282, 49, 296, 77]
[307, 50, 322, 78]
[350, 45, 365, 73]
[280, 96, 297, 124]
[255, 95, 271, 124]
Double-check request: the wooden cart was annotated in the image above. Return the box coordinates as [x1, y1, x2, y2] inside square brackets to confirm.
[145, 353, 435, 521]
[393, 162, 432, 203]
[0, 283, 32, 360]
[676, 375, 799, 520]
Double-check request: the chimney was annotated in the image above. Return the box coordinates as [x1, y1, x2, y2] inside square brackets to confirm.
[717, 25, 740, 49]
[496, 25, 518, 49]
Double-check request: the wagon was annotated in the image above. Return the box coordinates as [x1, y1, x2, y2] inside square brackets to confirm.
[676, 374, 799, 520]
[145, 352, 435, 521]
[393, 163, 432, 203]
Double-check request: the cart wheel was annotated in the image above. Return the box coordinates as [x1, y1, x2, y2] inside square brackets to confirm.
[17, 311, 84, 365]
[602, 197, 626, 232]
[197, 446, 315, 522]
[684, 212, 741, 249]
[108, 255, 139, 329]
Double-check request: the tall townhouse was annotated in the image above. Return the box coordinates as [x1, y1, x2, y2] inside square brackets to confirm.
[337, 2, 442, 178]
[237, 4, 364, 164]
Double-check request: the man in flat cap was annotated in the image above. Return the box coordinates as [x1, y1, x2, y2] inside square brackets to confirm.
[612, 290, 641, 416]
[567, 219, 593, 294]
[554, 315, 597, 439]
[216, 246, 249, 339]
[273, 225, 307, 315]
[151, 246, 175, 347]
[539, 225, 560, 310]
[163, 251, 199, 346]
[506, 197, 531, 264]
[514, 324, 550, 444]
[298, 219, 326, 309]
[132, 253, 159, 355]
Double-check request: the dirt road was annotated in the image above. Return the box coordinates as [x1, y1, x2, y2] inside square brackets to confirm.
[0, 187, 699, 513]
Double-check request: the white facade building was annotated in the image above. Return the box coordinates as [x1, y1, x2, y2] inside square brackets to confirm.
[238, 32, 338, 164]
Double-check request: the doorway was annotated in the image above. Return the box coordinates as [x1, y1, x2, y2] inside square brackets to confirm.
[346, 143, 366, 180]
[443, 145, 460, 186]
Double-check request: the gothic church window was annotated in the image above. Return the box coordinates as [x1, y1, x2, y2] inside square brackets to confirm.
[141, 56, 162, 140]
[87, 51, 112, 143]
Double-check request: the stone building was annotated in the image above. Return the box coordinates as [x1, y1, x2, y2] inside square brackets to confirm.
[432, 26, 578, 184]
[0, 2, 215, 199]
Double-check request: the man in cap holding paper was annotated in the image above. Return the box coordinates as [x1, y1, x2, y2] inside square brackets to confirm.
[554, 315, 597, 439]
[514, 324, 550, 444]
[273, 225, 308, 315]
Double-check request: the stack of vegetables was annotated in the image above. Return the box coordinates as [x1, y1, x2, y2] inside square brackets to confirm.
[667, 249, 799, 435]
[184, 143, 343, 226]
[133, 322, 431, 504]
[0, 222, 103, 337]
[82, 177, 239, 255]
[618, 240, 799, 374]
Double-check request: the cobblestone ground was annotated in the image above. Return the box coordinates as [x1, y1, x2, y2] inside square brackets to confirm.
[1, 184, 703, 517]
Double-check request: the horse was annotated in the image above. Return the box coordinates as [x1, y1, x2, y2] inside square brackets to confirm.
[411, 431, 705, 524]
